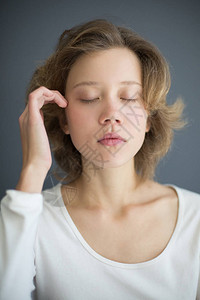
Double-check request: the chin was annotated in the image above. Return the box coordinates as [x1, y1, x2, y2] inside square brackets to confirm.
[92, 155, 135, 169]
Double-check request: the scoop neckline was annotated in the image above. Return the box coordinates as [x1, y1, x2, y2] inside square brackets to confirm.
[57, 183, 183, 269]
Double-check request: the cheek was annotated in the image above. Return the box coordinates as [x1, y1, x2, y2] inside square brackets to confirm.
[66, 106, 89, 128]
[122, 103, 148, 134]
[65, 105, 95, 147]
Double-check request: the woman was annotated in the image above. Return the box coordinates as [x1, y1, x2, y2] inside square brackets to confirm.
[0, 19, 200, 300]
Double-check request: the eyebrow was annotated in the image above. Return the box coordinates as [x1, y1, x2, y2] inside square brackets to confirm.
[72, 80, 142, 89]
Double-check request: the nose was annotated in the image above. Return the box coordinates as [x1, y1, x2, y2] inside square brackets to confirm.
[98, 101, 124, 126]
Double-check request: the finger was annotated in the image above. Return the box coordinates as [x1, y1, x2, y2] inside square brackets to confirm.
[51, 90, 68, 103]
[42, 94, 68, 107]
[28, 92, 67, 115]
[28, 96, 66, 121]
[29, 87, 68, 107]
[29, 86, 54, 99]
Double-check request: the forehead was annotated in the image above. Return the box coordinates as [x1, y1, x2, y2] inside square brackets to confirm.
[66, 48, 142, 89]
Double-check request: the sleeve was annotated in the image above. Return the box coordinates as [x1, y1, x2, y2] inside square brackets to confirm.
[197, 258, 200, 299]
[0, 189, 43, 300]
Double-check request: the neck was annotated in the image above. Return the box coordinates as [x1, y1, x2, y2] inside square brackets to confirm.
[73, 158, 143, 214]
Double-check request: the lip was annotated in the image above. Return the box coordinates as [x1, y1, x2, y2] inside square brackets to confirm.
[98, 133, 126, 142]
[98, 138, 125, 146]
[97, 133, 126, 146]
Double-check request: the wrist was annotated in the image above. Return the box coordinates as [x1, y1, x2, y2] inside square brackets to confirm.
[16, 164, 48, 193]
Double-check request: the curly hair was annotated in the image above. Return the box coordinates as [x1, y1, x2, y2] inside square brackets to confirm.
[26, 18, 186, 183]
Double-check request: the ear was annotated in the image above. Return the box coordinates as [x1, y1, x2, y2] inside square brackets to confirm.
[59, 111, 70, 135]
[143, 104, 151, 133]
[145, 116, 151, 133]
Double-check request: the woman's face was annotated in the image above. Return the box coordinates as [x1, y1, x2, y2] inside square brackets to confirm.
[63, 47, 149, 169]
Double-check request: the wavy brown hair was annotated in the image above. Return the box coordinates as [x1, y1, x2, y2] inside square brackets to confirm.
[26, 19, 186, 183]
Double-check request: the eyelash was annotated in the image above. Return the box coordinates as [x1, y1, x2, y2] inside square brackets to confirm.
[80, 98, 136, 103]
[80, 98, 99, 103]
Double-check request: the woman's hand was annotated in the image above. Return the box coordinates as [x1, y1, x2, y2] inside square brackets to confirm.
[16, 86, 68, 193]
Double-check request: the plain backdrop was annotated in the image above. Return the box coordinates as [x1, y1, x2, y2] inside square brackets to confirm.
[0, 0, 199, 198]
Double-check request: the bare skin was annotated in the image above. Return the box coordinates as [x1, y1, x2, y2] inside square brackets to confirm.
[16, 48, 179, 264]
[16, 86, 68, 193]
[61, 179, 178, 264]
[59, 48, 179, 264]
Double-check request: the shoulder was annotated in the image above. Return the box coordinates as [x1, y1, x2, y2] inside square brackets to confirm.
[41, 183, 64, 213]
[152, 180, 200, 207]
[171, 185, 200, 206]
[37, 183, 65, 229]
[144, 181, 200, 221]
[42, 183, 62, 202]
[170, 185, 200, 231]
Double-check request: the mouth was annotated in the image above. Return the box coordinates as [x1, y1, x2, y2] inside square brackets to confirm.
[97, 133, 126, 146]
[98, 138, 125, 146]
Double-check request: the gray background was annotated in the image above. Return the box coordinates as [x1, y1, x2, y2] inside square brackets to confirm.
[0, 0, 199, 198]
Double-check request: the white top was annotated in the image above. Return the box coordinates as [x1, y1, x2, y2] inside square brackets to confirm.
[0, 183, 200, 300]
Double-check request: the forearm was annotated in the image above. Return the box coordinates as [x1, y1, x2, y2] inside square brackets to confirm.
[16, 165, 48, 193]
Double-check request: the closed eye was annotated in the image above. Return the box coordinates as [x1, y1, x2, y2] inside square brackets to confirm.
[80, 98, 99, 103]
[121, 98, 137, 102]
[80, 98, 137, 104]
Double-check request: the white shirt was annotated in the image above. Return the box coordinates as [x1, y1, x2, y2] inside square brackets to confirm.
[0, 183, 200, 300]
